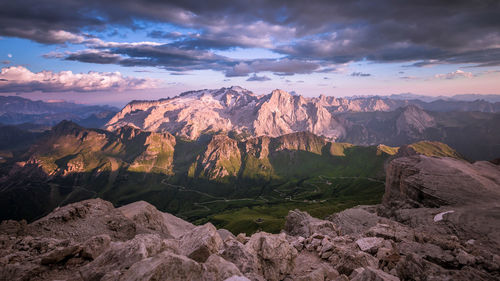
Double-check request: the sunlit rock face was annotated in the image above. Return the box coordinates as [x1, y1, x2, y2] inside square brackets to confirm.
[106, 86, 410, 141]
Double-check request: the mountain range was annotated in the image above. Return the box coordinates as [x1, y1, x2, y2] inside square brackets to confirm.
[1, 87, 499, 231]
[0, 96, 118, 128]
[105, 87, 499, 160]
[1, 88, 500, 280]
[386, 93, 500, 103]
[0, 120, 462, 232]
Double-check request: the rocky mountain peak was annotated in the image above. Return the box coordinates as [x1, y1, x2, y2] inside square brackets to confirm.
[396, 105, 436, 135]
[399, 104, 425, 114]
[51, 120, 85, 135]
[225, 85, 252, 95]
[99, 87, 500, 160]
[193, 134, 242, 180]
[271, 131, 327, 155]
[270, 88, 292, 99]
[116, 125, 142, 140]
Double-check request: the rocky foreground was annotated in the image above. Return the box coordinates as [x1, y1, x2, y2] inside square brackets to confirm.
[1, 155, 500, 281]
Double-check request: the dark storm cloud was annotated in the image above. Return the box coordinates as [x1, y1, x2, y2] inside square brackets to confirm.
[64, 51, 122, 64]
[63, 48, 228, 73]
[2, 0, 499, 70]
[149, 23, 283, 50]
[225, 59, 321, 77]
[56, 41, 323, 77]
[403, 48, 500, 68]
[62, 42, 237, 73]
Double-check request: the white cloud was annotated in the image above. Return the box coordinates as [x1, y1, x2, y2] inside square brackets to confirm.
[434, 69, 474, 79]
[48, 30, 87, 44]
[7, 54, 12, 58]
[0, 66, 160, 92]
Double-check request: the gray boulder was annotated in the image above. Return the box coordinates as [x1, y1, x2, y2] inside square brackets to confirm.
[81, 234, 111, 260]
[285, 209, 338, 237]
[119, 201, 194, 239]
[79, 234, 166, 281]
[350, 267, 400, 281]
[179, 223, 223, 262]
[246, 232, 298, 281]
[119, 251, 204, 281]
[28, 199, 136, 242]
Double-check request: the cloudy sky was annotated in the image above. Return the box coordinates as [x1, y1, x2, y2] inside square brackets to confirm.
[0, 0, 499, 105]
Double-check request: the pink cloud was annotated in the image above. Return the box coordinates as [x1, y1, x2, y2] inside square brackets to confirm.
[0, 66, 160, 92]
[434, 69, 474, 79]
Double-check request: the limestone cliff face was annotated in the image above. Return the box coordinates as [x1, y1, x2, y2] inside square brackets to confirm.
[383, 156, 425, 207]
[381, 155, 500, 264]
[107, 86, 259, 140]
[253, 90, 345, 140]
[270, 131, 327, 155]
[244, 136, 271, 159]
[106, 99, 170, 130]
[384, 155, 500, 208]
[395, 105, 436, 137]
[106, 87, 410, 141]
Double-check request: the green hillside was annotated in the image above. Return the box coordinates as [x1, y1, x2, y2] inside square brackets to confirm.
[408, 141, 463, 158]
[0, 121, 464, 235]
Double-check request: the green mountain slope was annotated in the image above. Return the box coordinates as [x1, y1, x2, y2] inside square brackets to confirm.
[0, 121, 464, 234]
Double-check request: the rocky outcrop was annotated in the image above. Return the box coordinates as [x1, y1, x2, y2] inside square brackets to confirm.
[118, 200, 194, 239]
[79, 233, 167, 280]
[127, 128, 177, 174]
[0, 199, 248, 281]
[26, 198, 137, 242]
[1, 155, 500, 280]
[384, 155, 500, 207]
[179, 223, 223, 262]
[245, 232, 298, 281]
[327, 206, 391, 236]
[284, 209, 339, 237]
[244, 136, 271, 159]
[270, 131, 327, 155]
[382, 155, 500, 256]
[195, 134, 242, 180]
